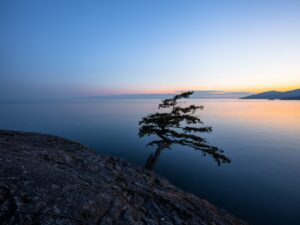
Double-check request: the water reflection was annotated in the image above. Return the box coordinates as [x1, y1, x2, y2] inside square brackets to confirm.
[139, 92, 230, 170]
[1, 99, 300, 225]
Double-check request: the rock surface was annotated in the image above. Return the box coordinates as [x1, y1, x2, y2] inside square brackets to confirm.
[0, 130, 246, 225]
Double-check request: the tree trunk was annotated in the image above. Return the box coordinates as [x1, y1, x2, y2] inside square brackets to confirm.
[145, 147, 163, 171]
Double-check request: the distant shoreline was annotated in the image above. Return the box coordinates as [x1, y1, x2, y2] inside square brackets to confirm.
[241, 89, 300, 100]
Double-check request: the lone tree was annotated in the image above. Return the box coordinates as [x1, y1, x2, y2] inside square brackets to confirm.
[139, 91, 230, 170]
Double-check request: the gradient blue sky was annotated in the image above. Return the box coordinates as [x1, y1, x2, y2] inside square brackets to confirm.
[1, 0, 300, 98]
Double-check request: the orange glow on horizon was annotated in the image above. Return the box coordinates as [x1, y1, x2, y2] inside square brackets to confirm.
[170, 83, 300, 94]
[91, 83, 300, 96]
[224, 84, 300, 93]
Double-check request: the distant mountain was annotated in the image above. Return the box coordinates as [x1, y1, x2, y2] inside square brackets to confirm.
[89, 91, 253, 100]
[0, 91, 253, 103]
[241, 89, 300, 100]
[281, 96, 300, 100]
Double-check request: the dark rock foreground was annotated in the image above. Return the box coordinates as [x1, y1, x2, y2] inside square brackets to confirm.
[0, 130, 245, 225]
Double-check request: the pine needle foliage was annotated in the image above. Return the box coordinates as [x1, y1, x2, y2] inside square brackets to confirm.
[139, 91, 230, 165]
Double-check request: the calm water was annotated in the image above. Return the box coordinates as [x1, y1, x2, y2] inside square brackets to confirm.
[1, 99, 300, 225]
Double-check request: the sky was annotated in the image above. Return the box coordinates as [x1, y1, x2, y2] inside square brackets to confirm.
[1, 0, 300, 99]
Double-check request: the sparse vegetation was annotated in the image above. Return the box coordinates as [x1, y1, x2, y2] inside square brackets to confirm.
[139, 91, 230, 170]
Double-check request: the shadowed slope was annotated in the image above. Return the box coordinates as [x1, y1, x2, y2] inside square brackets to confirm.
[0, 130, 245, 225]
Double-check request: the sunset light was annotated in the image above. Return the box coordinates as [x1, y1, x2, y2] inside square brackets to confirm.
[1, 1, 300, 225]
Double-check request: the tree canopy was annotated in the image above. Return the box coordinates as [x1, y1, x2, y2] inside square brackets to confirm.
[139, 91, 230, 166]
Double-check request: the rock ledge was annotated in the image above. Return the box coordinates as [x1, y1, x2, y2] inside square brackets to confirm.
[0, 130, 245, 225]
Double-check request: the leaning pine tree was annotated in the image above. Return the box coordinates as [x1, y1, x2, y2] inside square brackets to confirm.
[139, 91, 230, 170]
